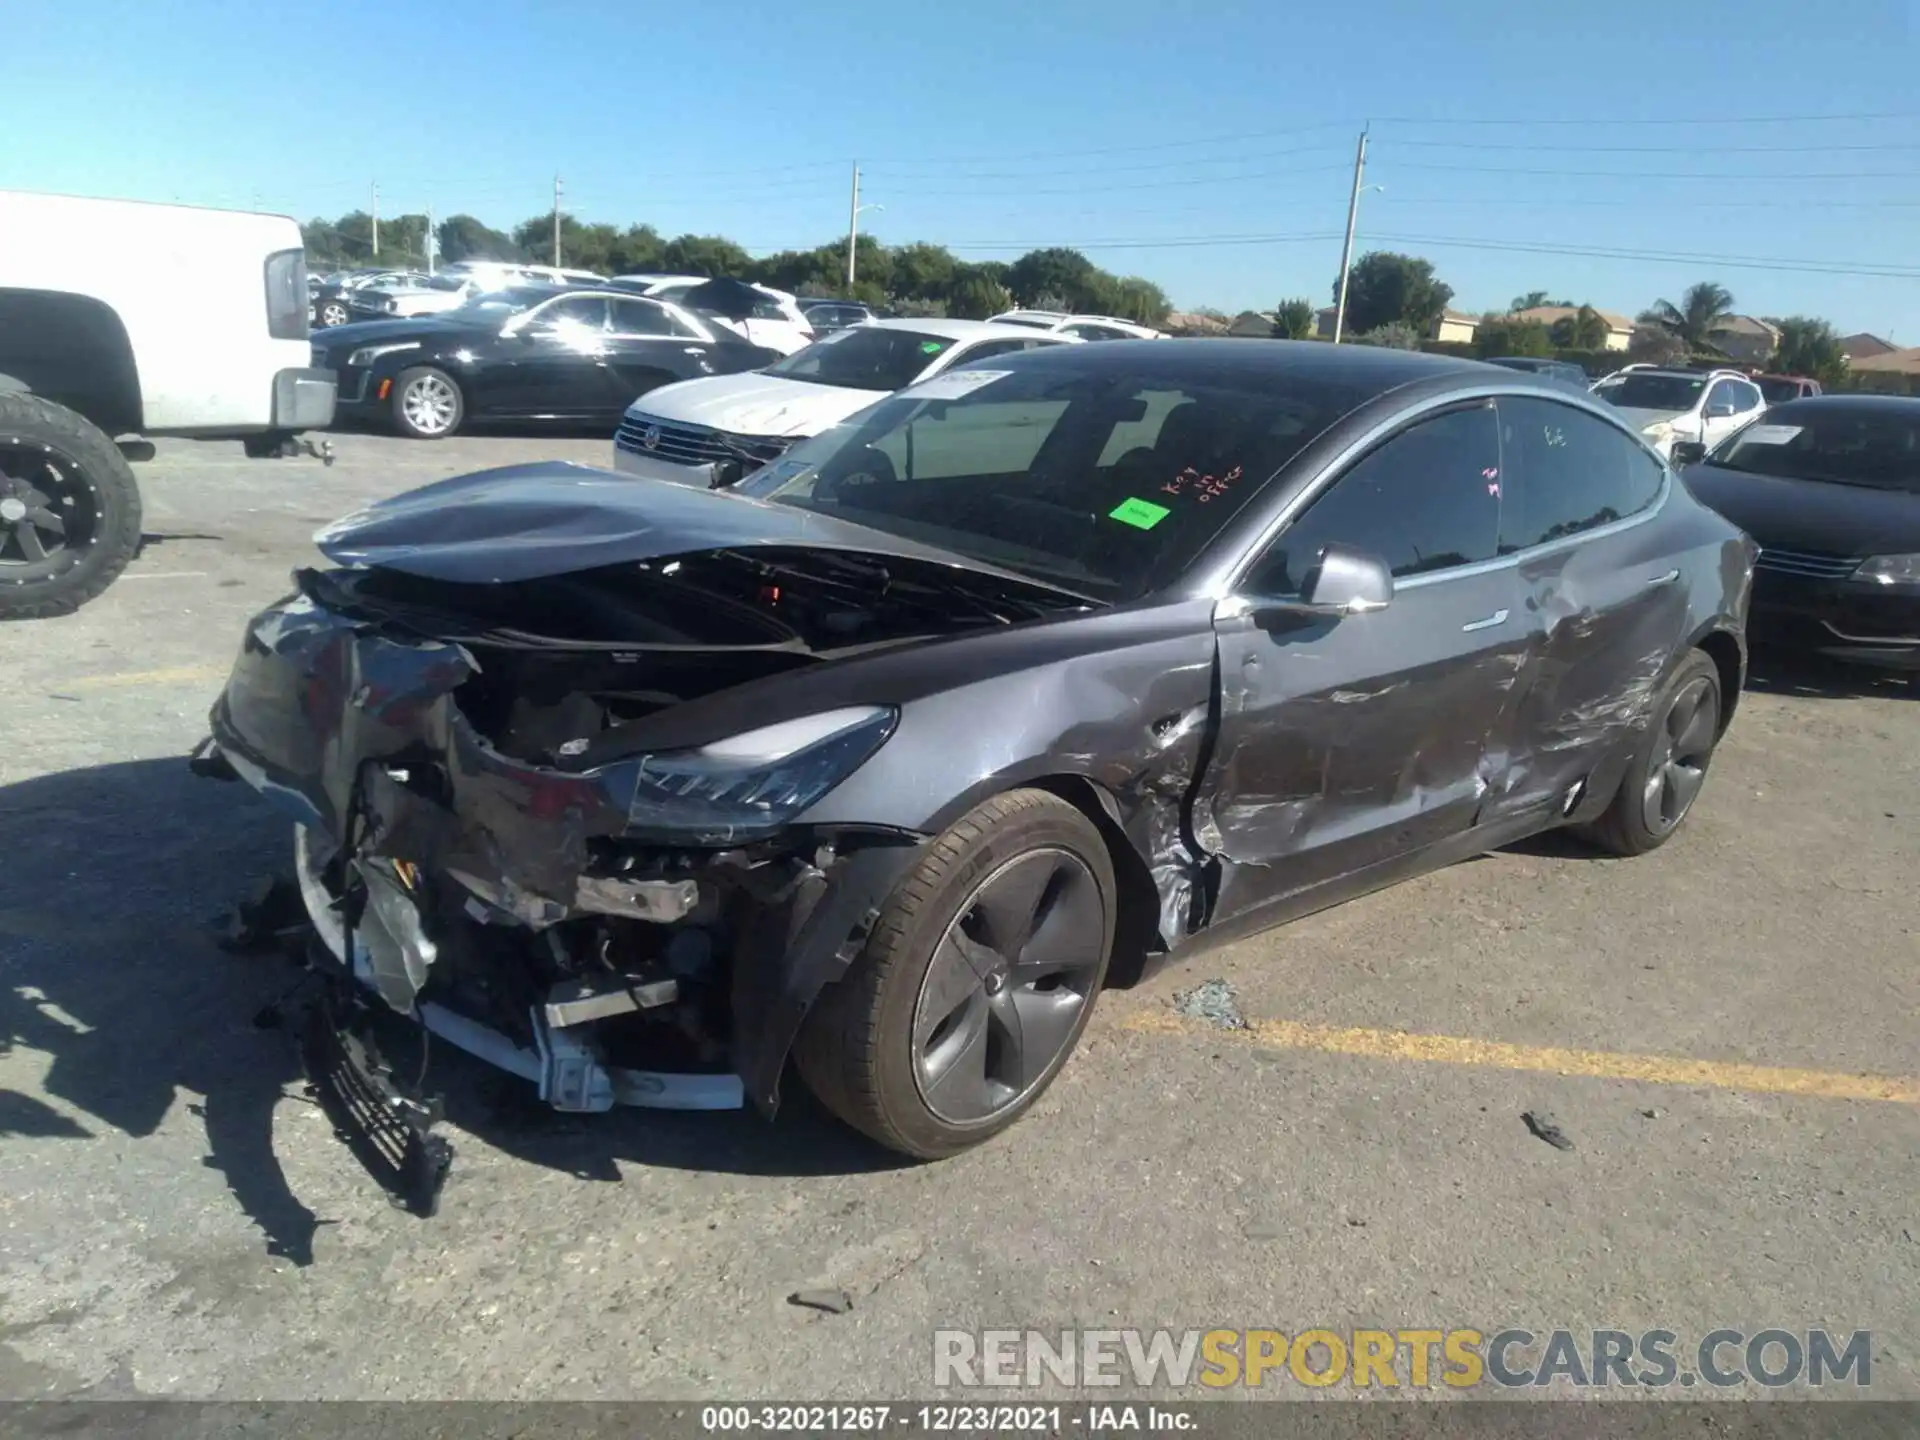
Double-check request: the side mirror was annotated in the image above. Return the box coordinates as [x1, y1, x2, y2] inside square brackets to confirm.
[1670, 440, 1708, 467]
[1704, 401, 1735, 419]
[1243, 543, 1394, 622]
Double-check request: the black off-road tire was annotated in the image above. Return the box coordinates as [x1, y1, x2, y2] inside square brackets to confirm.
[390, 366, 465, 440]
[794, 789, 1117, 1160]
[1573, 649, 1723, 856]
[0, 393, 143, 620]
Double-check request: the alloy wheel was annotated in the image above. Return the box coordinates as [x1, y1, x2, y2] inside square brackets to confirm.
[910, 847, 1107, 1124]
[401, 375, 459, 436]
[1641, 674, 1718, 834]
[0, 440, 97, 577]
[320, 302, 349, 327]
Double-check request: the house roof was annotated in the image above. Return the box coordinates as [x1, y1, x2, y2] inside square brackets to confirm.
[1709, 315, 1781, 340]
[1439, 309, 1479, 324]
[1840, 332, 1897, 360]
[1509, 305, 1634, 333]
[1845, 344, 1920, 374]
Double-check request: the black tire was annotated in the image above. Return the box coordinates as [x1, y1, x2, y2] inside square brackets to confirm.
[795, 788, 1116, 1159]
[390, 366, 464, 440]
[0, 393, 143, 620]
[1573, 649, 1723, 856]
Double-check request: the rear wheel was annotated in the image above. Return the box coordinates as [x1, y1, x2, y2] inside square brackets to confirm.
[0, 393, 143, 619]
[391, 367, 464, 439]
[1574, 649, 1722, 855]
[317, 300, 350, 328]
[795, 789, 1116, 1159]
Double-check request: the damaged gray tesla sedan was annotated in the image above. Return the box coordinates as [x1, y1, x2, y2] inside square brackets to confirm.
[198, 340, 1754, 1184]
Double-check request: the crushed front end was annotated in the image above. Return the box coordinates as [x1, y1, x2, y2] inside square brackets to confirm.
[200, 558, 934, 1151]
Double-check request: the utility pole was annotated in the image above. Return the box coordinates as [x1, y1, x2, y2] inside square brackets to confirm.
[553, 175, 563, 267]
[846, 162, 861, 288]
[1331, 128, 1369, 345]
[371, 181, 380, 258]
[426, 204, 435, 275]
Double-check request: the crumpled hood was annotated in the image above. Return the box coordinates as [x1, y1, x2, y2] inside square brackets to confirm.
[314, 461, 1070, 589]
[624, 372, 882, 437]
[1608, 405, 1693, 431]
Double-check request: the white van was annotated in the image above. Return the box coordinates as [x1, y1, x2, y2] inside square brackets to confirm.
[0, 190, 334, 617]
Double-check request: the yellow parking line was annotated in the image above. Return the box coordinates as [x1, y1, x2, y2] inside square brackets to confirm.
[61, 663, 229, 692]
[1125, 1009, 1920, 1104]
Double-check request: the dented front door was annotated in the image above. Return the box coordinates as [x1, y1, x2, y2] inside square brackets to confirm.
[1199, 567, 1531, 923]
[1192, 400, 1532, 926]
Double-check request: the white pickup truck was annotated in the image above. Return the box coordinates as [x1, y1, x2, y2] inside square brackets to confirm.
[0, 191, 336, 617]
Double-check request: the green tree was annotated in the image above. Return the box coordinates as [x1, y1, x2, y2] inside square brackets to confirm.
[889, 242, 958, 302]
[1008, 248, 1098, 308]
[436, 214, 518, 264]
[1086, 274, 1171, 325]
[1643, 282, 1736, 350]
[660, 233, 754, 277]
[1510, 290, 1550, 313]
[1626, 325, 1689, 367]
[1355, 321, 1422, 351]
[1550, 305, 1610, 350]
[1475, 316, 1553, 358]
[948, 271, 1014, 319]
[1771, 316, 1847, 385]
[1333, 252, 1453, 335]
[1274, 298, 1315, 339]
[612, 224, 665, 274]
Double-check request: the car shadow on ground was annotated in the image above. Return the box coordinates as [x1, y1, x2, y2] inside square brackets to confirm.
[0, 758, 903, 1268]
[1743, 646, 1915, 701]
[324, 417, 618, 443]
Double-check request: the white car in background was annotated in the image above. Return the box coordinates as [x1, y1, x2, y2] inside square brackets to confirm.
[614, 274, 815, 354]
[988, 309, 1164, 341]
[373, 262, 606, 318]
[1590, 367, 1764, 458]
[612, 318, 1076, 485]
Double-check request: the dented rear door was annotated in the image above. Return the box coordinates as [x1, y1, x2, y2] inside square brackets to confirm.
[1487, 396, 1692, 824]
[1195, 401, 1533, 924]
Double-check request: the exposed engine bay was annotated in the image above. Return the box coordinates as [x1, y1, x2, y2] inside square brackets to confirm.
[199, 532, 1100, 1213]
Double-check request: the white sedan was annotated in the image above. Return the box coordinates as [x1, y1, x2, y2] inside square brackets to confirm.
[611, 319, 1077, 486]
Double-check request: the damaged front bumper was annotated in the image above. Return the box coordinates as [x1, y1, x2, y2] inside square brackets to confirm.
[202, 590, 922, 1121]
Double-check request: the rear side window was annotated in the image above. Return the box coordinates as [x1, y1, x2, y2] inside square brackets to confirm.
[265, 249, 309, 340]
[1248, 403, 1502, 595]
[1497, 396, 1664, 552]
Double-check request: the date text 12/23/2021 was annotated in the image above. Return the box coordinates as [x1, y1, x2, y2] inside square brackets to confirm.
[700, 1405, 1193, 1433]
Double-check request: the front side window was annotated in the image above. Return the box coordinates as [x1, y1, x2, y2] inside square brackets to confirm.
[1732, 381, 1764, 413]
[608, 298, 690, 337]
[766, 328, 958, 391]
[735, 364, 1366, 599]
[1246, 404, 1502, 596]
[532, 295, 609, 332]
[1497, 396, 1664, 551]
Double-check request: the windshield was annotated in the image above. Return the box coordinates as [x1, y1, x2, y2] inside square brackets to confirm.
[1708, 407, 1920, 492]
[732, 363, 1364, 600]
[1597, 373, 1707, 412]
[765, 328, 957, 391]
[1756, 377, 1808, 403]
[992, 316, 1058, 330]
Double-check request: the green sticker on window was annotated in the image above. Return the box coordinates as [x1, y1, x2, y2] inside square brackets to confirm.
[920, 340, 944, 354]
[1109, 497, 1170, 530]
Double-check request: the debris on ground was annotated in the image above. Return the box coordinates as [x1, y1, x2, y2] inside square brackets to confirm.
[1173, 978, 1248, 1031]
[788, 1288, 854, 1315]
[217, 874, 308, 954]
[1522, 1111, 1575, 1151]
[1243, 1222, 1284, 1240]
[1638, 1108, 1660, 1119]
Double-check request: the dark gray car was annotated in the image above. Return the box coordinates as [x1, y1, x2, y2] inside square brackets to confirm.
[197, 341, 1753, 1205]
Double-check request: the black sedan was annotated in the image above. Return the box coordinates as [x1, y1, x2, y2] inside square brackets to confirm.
[197, 340, 1751, 1198]
[1676, 394, 1920, 672]
[311, 286, 781, 438]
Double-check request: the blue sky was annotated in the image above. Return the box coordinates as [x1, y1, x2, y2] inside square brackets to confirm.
[6, 0, 1919, 338]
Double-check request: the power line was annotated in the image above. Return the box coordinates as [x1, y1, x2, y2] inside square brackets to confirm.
[1368, 109, 1920, 127]
[1385, 138, 1920, 154]
[1376, 160, 1918, 181]
[1364, 232, 1920, 279]
[857, 121, 1355, 166]
[874, 163, 1352, 198]
[867, 143, 1352, 182]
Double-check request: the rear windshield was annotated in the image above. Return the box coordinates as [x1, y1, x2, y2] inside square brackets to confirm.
[1596, 373, 1706, 412]
[733, 363, 1363, 600]
[1710, 407, 1920, 493]
[766, 328, 957, 391]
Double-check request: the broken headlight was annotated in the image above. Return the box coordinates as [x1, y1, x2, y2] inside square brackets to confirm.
[627, 706, 897, 843]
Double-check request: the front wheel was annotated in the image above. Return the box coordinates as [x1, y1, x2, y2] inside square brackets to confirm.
[1574, 649, 1723, 855]
[795, 789, 1116, 1159]
[0, 393, 143, 619]
[316, 300, 350, 328]
[390, 367, 464, 439]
